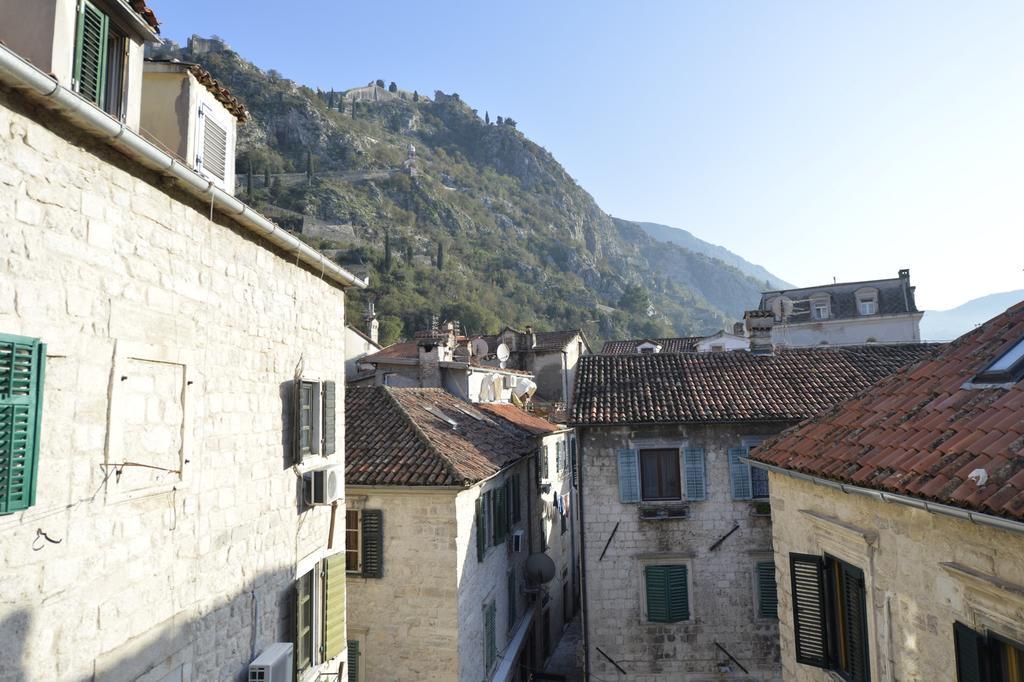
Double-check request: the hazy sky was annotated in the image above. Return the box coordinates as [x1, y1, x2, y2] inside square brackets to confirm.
[153, 1, 1023, 310]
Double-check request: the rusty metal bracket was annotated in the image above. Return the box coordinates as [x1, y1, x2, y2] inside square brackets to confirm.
[709, 522, 740, 551]
[599, 521, 619, 561]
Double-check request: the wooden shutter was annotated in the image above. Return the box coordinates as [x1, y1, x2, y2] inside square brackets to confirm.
[841, 562, 870, 682]
[617, 448, 640, 503]
[0, 335, 45, 515]
[953, 622, 984, 682]
[73, 1, 109, 107]
[485, 601, 497, 670]
[729, 447, 753, 500]
[683, 447, 706, 500]
[347, 640, 360, 682]
[293, 380, 312, 463]
[199, 108, 228, 181]
[645, 565, 689, 623]
[570, 437, 578, 488]
[756, 561, 778, 618]
[511, 474, 521, 523]
[323, 554, 346, 660]
[323, 380, 336, 455]
[666, 564, 689, 621]
[494, 485, 507, 545]
[790, 553, 828, 668]
[475, 497, 486, 562]
[361, 510, 383, 578]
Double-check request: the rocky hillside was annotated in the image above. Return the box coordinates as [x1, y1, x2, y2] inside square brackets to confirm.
[152, 38, 775, 346]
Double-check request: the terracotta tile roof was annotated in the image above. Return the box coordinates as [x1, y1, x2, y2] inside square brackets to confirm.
[129, 0, 160, 33]
[751, 301, 1024, 521]
[363, 342, 418, 362]
[478, 403, 564, 435]
[571, 344, 939, 425]
[533, 330, 585, 351]
[345, 387, 536, 486]
[600, 337, 703, 355]
[186, 64, 249, 122]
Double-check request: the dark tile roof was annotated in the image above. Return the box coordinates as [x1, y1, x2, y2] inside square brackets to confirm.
[600, 337, 703, 355]
[129, 0, 160, 33]
[533, 330, 585, 351]
[751, 301, 1024, 521]
[760, 272, 919, 321]
[478, 403, 563, 435]
[571, 344, 939, 425]
[362, 342, 418, 362]
[346, 387, 537, 486]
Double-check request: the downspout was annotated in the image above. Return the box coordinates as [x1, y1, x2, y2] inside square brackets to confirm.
[0, 44, 367, 291]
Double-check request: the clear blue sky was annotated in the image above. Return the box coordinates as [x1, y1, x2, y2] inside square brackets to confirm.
[153, 1, 1023, 311]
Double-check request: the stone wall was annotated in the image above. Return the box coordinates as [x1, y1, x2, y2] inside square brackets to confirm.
[538, 430, 580, 660]
[767, 472, 1024, 682]
[345, 487, 461, 681]
[0, 87, 348, 681]
[772, 314, 922, 347]
[580, 423, 784, 681]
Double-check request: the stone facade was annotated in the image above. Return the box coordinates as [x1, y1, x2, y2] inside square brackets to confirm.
[766, 472, 1024, 682]
[579, 423, 784, 681]
[0, 86, 350, 680]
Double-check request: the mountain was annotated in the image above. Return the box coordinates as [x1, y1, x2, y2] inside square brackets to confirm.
[634, 221, 792, 290]
[152, 38, 774, 346]
[921, 290, 1024, 341]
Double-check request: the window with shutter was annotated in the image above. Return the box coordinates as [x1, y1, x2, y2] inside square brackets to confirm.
[834, 560, 869, 682]
[475, 496, 486, 562]
[639, 448, 681, 501]
[683, 447, 706, 500]
[347, 640, 360, 682]
[617, 448, 640, 503]
[570, 436, 578, 488]
[511, 474, 521, 523]
[756, 561, 778, 618]
[322, 553, 346, 660]
[199, 109, 229, 181]
[0, 334, 45, 515]
[790, 553, 828, 668]
[73, 1, 110, 108]
[345, 510, 361, 573]
[729, 447, 753, 500]
[294, 380, 314, 462]
[360, 510, 383, 578]
[296, 569, 314, 672]
[322, 381, 336, 455]
[484, 600, 497, 671]
[644, 564, 689, 623]
[493, 485, 507, 545]
[954, 622, 985, 682]
[954, 622, 1024, 682]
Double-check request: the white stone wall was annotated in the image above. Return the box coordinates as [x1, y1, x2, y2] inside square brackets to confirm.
[580, 424, 783, 681]
[767, 472, 1024, 682]
[345, 487, 461, 682]
[0, 88, 348, 681]
[771, 313, 923, 347]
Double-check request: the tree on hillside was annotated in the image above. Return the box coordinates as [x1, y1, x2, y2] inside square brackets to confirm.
[388, 81, 397, 92]
[504, 118, 517, 128]
[405, 242, 414, 264]
[413, 90, 419, 102]
[496, 116, 504, 125]
[306, 149, 313, 183]
[246, 159, 253, 195]
[485, 111, 490, 125]
[264, 166, 270, 187]
[375, 79, 385, 88]
[618, 284, 650, 315]
[436, 242, 445, 270]
[383, 230, 393, 271]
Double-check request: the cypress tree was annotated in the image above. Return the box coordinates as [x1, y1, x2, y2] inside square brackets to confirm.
[485, 111, 490, 125]
[383, 230, 392, 271]
[306, 150, 313, 184]
[405, 242, 414, 264]
[436, 242, 445, 270]
[264, 165, 270, 187]
[246, 159, 253, 195]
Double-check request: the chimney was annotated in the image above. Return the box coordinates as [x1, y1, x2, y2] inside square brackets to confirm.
[364, 302, 379, 345]
[732, 322, 745, 337]
[898, 268, 910, 280]
[525, 325, 537, 349]
[744, 310, 775, 356]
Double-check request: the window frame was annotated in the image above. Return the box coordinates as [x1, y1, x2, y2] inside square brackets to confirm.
[295, 549, 348, 676]
[638, 447, 682, 501]
[345, 509, 362, 574]
[72, 0, 132, 118]
[640, 559, 692, 624]
[754, 560, 778, 620]
[954, 621, 1024, 682]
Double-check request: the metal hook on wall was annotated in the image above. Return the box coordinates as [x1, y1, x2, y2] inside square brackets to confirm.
[32, 528, 63, 551]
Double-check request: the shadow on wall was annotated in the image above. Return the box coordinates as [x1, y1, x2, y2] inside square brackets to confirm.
[0, 566, 300, 682]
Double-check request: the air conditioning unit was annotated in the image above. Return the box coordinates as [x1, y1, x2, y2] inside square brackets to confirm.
[502, 374, 516, 389]
[303, 465, 343, 505]
[511, 530, 525, 553]
[249, 643, 293, 682]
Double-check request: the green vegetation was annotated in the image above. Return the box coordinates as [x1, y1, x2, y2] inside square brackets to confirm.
[153, 40, 768, 344]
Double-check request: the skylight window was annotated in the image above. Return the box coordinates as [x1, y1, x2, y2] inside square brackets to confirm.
[424, 405, 458, 428]
[976, 338, 1024, 384]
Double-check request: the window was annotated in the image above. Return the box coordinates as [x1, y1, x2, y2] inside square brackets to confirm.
[644, 564, 690, 623]
[789, 553, 870, 682]
[0, 334, 45, 515]
[72, 0, 129, 118]
[295, 553, 348, 674]
[347, 640, 360, 682]
[476, 484, 510, 561]
[484, 600, 497, 672]
[345, 510, 361, 573]
[560, 493, 568, 534]
[955, 622, 1024, 681]
[859, 299, 877, 315]
[570, 437, 578, 488]
[756, 561, 778, 618]
[730, 441, 769, 500]
[197, 105, 229, 181]
[975, 338, 1024, 384]
[813, 300, 830, 320]
[711, 344, 724, 352]
[293, 379, 336, 462]
[345, 510, 381, 577]
[640, 448, 681, 500]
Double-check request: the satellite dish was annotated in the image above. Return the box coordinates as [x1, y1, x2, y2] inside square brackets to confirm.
[496, 343, 510, 362]
[471, 338, 489, 357]
[525, 552, 556, 584]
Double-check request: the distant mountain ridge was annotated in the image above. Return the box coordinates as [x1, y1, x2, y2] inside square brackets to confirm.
[634, 221, 792, 290]
[921, 290, 1024, 341]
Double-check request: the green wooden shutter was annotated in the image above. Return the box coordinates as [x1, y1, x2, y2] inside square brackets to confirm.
[0, 334, 45, 515]
[645, 565, 689, 623]
[475, 496, 486, 562]
[73, 1, 109, 107]
[841, 562, 870, 682]
[729, 447, 753, 500]
[361, 510, 383, 578]
[666, 565, 689, 621]
[756, 561, 778, 618]
[293, 380, 313, 463]
[683, 447, 706, 500]
[322, 380, 336, 455]
[323, 553, 346, 660]
[953, 622, 984, 682]
[484, 601, 497, 670]
[494, 485, 507, 545]
[617, 448, 640, 503]
[790, 553, 828, 668]
[570, 437, 578, 488]
[347, 640, 360, 682]
[511, 474, 521, 523]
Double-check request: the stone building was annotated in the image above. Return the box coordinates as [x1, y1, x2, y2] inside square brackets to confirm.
[759, 269, 923, 347]
[750, 300, 1024, 682]
[345, 386, 569, 681]
[570, 328, 937, 681]
[478, 326, 591, 410]
[0, 3, 366, 679]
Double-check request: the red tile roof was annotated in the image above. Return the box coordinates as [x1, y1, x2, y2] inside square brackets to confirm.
[363, 342, 419, 362]
[345, 387, 536, 486]
[751, 300, 1024, 521]
[129, 0, 160, 33]
[478, 403, 564, 435]
[572, 344, 939, 425]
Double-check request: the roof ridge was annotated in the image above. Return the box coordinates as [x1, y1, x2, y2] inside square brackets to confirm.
[381, 387, 465, 486]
